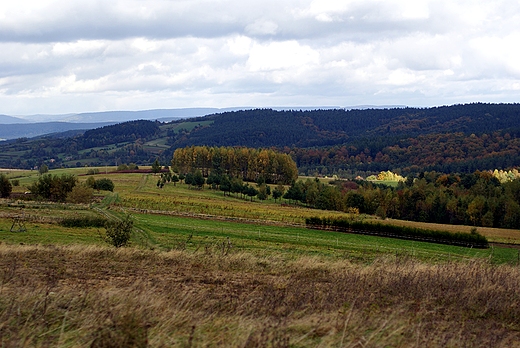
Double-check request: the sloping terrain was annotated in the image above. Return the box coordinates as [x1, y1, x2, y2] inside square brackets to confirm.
[1, 103, 520, 175]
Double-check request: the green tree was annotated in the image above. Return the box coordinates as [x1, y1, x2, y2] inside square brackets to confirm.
[257, 184, 269, 200]
[467, 196, 486, 226]
[272, 183, 285, 202]
[0, 174, 12, 198]
[193, 170, 205, 189]
[151, 158, 162, 174]
[346, 192, 365, 213]
[220, 175, 231, 196]
[66, 185, 94, 204]
[104, 215, 133, 247]
[171, 174, 179, 186]
[283, 181, 304, 203]
[95, 178, 115, 192]
[244, 184, 259, 202]
[184, 173, 194, 186]
[29, 174, 77, 202]
[39, 164, 49, 175]
[85, 176, 96, 188]
[230, 177, 244, 197]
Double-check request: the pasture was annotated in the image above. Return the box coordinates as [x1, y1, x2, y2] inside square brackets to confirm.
[1, 169, 520, 346]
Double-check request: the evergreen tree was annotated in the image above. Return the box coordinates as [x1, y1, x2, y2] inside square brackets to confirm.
[0, 174, 12, 198]
[152, 158, 161, 174]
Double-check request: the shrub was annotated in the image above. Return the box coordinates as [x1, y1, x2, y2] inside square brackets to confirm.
[105, 215, 133, 247]
[305, 216, 489, 248]
[0, 174, 12, 198]
[28, 173, 77, 202]
[87, 168, 100, 175]
[86, 176, 96, 188]
[66, 185, 94, 204]
[60, 216, 108, 228]
[94, 178, 115, 192]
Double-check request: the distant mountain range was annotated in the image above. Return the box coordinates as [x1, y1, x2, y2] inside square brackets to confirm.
[0, 108, 224, 140]
[0, 114, 30, 124]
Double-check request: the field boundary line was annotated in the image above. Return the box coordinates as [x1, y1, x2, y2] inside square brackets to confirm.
[121, 207, 305, 228]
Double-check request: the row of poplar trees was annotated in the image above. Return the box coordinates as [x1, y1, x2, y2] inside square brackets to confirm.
[172, 146, 298, 184]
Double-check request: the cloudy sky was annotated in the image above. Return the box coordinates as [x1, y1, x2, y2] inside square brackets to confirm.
[1, 0, 519, 116]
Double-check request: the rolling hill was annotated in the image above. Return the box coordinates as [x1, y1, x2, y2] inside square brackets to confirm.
[1, 103, 520, 176]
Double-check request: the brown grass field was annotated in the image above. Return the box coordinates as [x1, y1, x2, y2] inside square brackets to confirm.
[1, 244, 519, 347]
[2, 170, 520, 346]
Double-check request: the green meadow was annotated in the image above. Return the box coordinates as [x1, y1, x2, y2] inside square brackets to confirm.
[2, 168, 520, 347]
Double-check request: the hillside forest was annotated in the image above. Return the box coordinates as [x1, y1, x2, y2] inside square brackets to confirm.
[2, 103, 520, 178]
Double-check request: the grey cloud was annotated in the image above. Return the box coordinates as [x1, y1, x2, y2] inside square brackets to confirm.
[0, 0, 466, 44]
[1, 0, 520, 115]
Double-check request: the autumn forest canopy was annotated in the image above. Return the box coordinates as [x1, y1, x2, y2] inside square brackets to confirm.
[172, 146, 298, 185]
[2, 103, 520, 178]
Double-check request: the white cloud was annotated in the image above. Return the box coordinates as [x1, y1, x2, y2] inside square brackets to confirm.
[52, 40, 107, 57]
[245, 20, 278, 36]
[247, 41, 319, 72]
[0, 0, 520, 115]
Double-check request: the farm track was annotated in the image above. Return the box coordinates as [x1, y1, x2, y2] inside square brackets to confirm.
[490, 242, 520, 250]
[134, 174, 149, 191]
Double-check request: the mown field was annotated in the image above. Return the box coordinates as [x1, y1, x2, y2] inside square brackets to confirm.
[1, 169, 520, 346]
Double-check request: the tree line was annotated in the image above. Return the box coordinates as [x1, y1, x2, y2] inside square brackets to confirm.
[282, 171, 520, 230]
[171, 146, 298, 184]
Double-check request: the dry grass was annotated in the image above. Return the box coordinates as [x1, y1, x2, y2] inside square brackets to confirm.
[1, 243, 519, 347]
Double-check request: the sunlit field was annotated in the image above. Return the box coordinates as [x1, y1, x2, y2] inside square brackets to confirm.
[1, 169, 520, 346]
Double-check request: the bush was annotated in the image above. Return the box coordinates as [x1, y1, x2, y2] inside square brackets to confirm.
[60, 216, 108, 228]
[105, 215, 133, 247]
[305, 216, 489, 248]
[28, 173, 77, 202]
[86, 176, 96, 188]
[0, 174, 12, 198]
[66, 185, 94, 204]
[94, 178, 115, 192]
[87, 168, 100, 175]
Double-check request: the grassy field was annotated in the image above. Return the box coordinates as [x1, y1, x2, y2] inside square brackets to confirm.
[1, 244, 519, 347]
[2, 169, 520, 346]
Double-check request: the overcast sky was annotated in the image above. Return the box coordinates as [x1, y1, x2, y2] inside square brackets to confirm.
[1, 0, 519, 116]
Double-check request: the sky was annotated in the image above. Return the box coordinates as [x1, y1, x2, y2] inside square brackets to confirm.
[1, 0, 520, 116]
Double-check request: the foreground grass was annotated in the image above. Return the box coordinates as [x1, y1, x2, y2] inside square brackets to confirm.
[1, 244, 519, 347]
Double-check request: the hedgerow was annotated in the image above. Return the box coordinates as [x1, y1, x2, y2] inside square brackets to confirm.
[305, 216, 489, 248]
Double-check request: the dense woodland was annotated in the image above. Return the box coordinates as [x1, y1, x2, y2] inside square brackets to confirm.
[2, 104, 520, 177]
[172, 146, 298, 184]
[280, 171, 520, 230]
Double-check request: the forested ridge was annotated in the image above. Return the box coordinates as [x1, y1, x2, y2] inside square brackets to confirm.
[2, 103, 520, 176]
[176, 103, 520, 148]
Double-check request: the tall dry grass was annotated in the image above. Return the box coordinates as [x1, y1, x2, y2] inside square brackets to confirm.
[0, 243, 519, 347]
